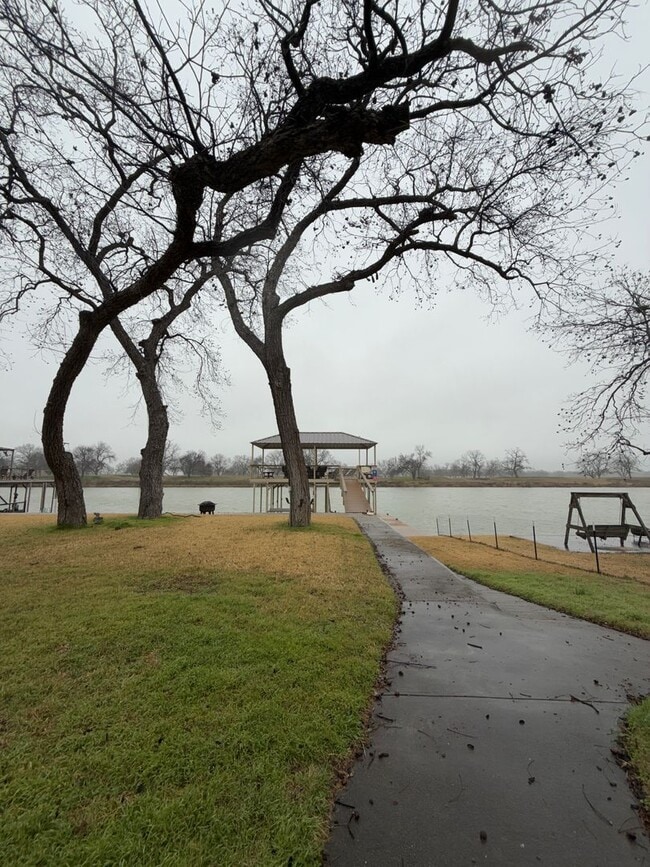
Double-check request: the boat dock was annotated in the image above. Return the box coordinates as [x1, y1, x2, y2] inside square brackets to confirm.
[0, 480, 57, 513]
[249, 431, 378, 515]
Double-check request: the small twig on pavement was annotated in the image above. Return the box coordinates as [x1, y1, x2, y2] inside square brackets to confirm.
[570, 694, 600, 714]
[582, 785, 613, 826]
[445, 773, 465, 806]
[447, 727, 476, 739]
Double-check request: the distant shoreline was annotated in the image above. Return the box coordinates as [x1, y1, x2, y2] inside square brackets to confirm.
[47, 474, 650, 488]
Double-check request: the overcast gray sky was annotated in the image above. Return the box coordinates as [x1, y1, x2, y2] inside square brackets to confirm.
[1, 2, 649, 470]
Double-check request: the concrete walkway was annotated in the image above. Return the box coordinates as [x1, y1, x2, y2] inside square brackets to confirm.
[326, 516, 650, 866]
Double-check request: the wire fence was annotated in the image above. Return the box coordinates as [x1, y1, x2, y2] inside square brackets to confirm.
[432, 513, 650, 575]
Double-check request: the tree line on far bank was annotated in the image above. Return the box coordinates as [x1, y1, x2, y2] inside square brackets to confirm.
[4, 442, 643, 482]
[378, 445, 643, 481]
[379, 446, 530, 480]
[1, 442, 251, 478]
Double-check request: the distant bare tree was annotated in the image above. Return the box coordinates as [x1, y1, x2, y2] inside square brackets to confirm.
[210, 454, 228, 476]
[396, 446, 432, 480]
[378, 457, 401, 478]
[502, 448, 529, 478]
[15, 443, 49, 474]
[72, 442, 115, 476]
[463, 450, 486, 480]
[483, 459, 503, 478]
[227, 455, 250, 477]
[118, 457, 142, 476]
[162, 442, 181, 476]
[178, 451, 211, 478]
[611, 448, 639, 480]
[576, 449, 610, 479]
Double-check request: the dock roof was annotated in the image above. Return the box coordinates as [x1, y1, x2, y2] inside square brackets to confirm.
[251, 431, 377, 450]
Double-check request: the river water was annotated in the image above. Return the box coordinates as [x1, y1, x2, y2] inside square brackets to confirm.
[67, 484, 650, 550]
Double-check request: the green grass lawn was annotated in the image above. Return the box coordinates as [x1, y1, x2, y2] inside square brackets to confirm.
[0, 515, 397, 866]
[453, 566, 650, 638]
[413, 535, 650, 639]
[624, 699, 650, 819]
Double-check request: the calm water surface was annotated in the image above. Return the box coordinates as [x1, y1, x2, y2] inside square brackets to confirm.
[73, 485, 650, 549]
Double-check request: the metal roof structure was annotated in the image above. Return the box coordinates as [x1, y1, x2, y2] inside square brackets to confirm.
[251, 431, 377, 450]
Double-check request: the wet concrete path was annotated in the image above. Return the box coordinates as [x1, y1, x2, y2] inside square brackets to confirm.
[326, 516, 650, 866]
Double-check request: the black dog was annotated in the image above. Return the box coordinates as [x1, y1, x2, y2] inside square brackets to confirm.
[198, 500, 216, 515]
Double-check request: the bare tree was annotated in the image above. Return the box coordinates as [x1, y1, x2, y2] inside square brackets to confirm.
[611, 448, 639, 480]
[0, 0, 641, 527]
[227, 455, 250, 477]
[210, 453, 228, 476]
[502, 447, 529, 478]
[118, 457, 142, 476]
[210, 0, 639, 523]
[378, 456, 401, 478]
[100, 277, 225, 516]
[0, 0, 283, 525]
[0, 4, 225, 520]
[551, 270, 650, 456]
[483, 459, 503, 478]
[392, 445, 432, 480]
[178, 450, 211, 477]
[449, 458, 470, 478]
[15, 443, 49, 474]
[463, 450, 485, 480]
[72, 442, 115, 476]
[576, 449, 610, 478]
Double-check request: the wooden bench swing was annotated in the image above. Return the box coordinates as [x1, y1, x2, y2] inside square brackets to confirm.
[564, 492, 650, 552]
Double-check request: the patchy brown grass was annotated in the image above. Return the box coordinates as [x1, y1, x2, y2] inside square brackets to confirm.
[414, 534, 650, 586]
[1, 512, 368, 583]
[0, 513, 396, 866]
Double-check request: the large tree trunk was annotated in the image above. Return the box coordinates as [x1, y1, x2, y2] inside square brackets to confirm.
[41, 243, 191, 528]
[42, 312, 99, 527]
[107, 320, 170, 520]
[137, 368, 169, 519]
[264, 336, 310, 527]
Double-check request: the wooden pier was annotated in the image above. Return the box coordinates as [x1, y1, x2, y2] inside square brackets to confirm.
[1, 446, 56, 513]
[0, 479, 57, 513]
[249, 431, 378, 515]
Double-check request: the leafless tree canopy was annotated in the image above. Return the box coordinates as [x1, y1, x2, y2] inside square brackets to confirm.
[502, 446, 528, 477]
[1, 0, 640, 317]
[0, 0, 642, 525]
[551, 270, 650, 454]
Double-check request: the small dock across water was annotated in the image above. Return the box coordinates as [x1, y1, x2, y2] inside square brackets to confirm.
[0, 480, 57, 513]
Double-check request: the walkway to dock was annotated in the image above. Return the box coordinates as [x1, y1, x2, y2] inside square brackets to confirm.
[342, 478, 372, 513]
[326, 515, 649, 866]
